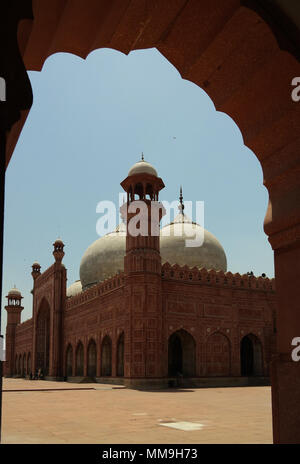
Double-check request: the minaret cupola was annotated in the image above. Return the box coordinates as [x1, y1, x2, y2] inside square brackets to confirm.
[53, 238, 65, 263]
[6, 286, 23, 307]
[5, 286, 24, 325]
[31, 261, 41, 280]
[120, 154, 165, 263]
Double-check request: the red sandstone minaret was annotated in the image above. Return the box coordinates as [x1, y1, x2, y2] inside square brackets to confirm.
[51, 238, 66, 379]
[120, 155, 166, 385]
[5, 287, 24, 377]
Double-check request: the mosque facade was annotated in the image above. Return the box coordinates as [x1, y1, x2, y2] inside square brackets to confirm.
[4, 158, 277, 387]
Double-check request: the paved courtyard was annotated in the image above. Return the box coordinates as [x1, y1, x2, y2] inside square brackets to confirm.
[1, 378, 273, 444]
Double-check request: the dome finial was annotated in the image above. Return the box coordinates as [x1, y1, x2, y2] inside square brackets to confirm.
[178, 185, 184, 212]
[141, 152, 144, 161]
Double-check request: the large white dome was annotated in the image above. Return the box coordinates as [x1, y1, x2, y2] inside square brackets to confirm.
[160, 212, 227, 271]
[80, 222, 126, 290]
[79, 210, 227, 290]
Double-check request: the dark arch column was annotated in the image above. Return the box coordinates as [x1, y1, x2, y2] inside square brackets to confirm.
[75, 342, 84, 377]
[116, 333, 125, 377]
[22, 353, 26, 377]
[168, 329, 195, 377]
[18, 354, 22, 376]
[65, 345, 73, 377]
[101, 336, 112, 377]
[35, 300, 50, 376]
[27, 353, 31, 376]
[241, 334, 263, 376]
[168, 333, 182, 376]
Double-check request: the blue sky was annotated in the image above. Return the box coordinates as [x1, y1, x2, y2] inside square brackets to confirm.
[1, 47, 274, 331]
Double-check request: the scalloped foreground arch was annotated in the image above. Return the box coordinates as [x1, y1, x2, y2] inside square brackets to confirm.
[3, 0, 300, 444]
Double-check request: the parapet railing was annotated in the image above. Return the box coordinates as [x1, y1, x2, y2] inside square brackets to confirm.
[161, 262, 275, 291]
[66, 272, 125, 309]
[34, 263, 55, 286]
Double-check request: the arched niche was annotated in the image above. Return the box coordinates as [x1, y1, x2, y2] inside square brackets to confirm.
[22, 353, 26, 377]
[75, 341, 84, 377]
[65, 344, 73, 377]
[116, 332, 124, 377]
[240, 333, 263, 376]
[27, 352, 31, 375]
[168, 329, 196, 377]
[101, 335, 112, 377]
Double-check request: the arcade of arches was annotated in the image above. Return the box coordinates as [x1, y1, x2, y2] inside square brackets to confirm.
[1, 0, 300, 444]
[13, 330, 265, 381]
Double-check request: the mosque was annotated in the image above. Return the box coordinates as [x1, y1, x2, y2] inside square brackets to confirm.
[4, 157, 277, 388]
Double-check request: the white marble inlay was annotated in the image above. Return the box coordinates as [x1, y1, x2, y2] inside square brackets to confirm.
[159, 421, 204, 431]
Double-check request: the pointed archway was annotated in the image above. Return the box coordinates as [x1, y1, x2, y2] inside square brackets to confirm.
[168, 329, 195, 377]
[27, 353, 31, 376]
[75, 342, 84, 376]
[116, 332, 124, 377]
[101, 335, 112, 377]
[240, 334, 263, 376]
[3, 0, 300, 444]
[65, 344, 73, 377]
[22, 353, 26, 377]
[19, 354, 22, 376]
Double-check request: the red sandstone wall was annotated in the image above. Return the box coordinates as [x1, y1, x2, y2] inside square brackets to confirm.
[2, 361, 8, 376]
[161, 264, 277, 378]
[14, 319, 33, 375]
[15, 319, 33, 354]
[63, 275, 127, 377]
[9, 263, 276, 379]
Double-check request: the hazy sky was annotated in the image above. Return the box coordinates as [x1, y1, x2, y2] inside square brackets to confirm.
[1, 47, 274, 331]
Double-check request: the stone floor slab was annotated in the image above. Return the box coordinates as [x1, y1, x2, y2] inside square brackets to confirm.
[1, 378, 273, 444]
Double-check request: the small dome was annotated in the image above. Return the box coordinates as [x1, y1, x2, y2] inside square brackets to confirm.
[54, 238, 64, 245]
[67, 280, 82, 298]
[8, 286, 22, 297]
[32, 261, 40, 267]
[80, 222, 126, 290]
[128, 158, 158, 177]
